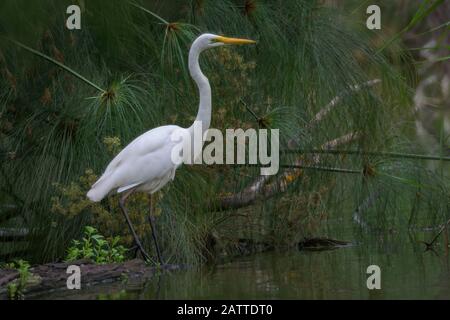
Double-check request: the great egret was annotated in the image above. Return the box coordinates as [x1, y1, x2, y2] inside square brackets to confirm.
[87, 33, 256, 263]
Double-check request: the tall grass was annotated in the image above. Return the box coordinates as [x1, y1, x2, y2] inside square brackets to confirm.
[0, 0, 448, 265]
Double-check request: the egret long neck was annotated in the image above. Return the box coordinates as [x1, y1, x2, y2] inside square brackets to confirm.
[188, 46, 211, 134]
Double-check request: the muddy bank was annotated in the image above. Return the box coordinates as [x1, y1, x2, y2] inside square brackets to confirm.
[0, 259, 180, 299]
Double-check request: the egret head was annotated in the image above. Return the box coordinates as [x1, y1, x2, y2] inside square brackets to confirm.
[193, 33, 256, 51]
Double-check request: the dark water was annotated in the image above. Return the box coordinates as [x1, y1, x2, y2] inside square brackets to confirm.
[119, 245, 450, 300]
[36, 226, 450, 300]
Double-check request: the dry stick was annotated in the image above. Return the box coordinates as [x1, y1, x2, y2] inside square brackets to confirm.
[307, 79, 381, 128]
[217, 132, 360, 210]
[218, 79, 379, 210]
[288, 79, 381, 148]
[276, 132, 360, 190]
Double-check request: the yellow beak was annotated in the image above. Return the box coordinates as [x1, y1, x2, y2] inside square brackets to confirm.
[214, 36, 256, 45]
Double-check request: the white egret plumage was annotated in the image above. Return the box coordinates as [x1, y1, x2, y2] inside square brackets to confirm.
[87, 33, 256, 263]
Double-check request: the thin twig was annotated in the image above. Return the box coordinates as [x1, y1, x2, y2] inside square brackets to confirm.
[128, 2, 169, 24]
[423, 218, 450, 250]
[284, 149, 450, 162]
[281, 164, 361, 174]
[240, 99, 260, 122]
[7, 38, 106, 93]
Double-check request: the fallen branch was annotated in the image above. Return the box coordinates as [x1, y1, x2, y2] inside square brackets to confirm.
[216, 132, 360, 210]
[307, 79, 381, 128]
[221, 79, 378, 211]
[288, 79, 379, 149]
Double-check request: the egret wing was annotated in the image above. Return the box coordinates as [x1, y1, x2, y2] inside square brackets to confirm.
[88, 125, 185, 201]
[102, 125, 180, 176]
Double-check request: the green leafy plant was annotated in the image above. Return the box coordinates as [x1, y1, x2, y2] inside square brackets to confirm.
[66, 226, 126, 264]
[51, 169, 154, 248]
[5, 259, 31, 300]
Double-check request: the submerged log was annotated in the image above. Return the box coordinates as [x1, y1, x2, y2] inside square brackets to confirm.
[298, 237, 351, 251]
[0, 259, 180, 299]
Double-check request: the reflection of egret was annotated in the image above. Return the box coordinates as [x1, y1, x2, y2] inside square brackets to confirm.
[87, 33, 256, 263]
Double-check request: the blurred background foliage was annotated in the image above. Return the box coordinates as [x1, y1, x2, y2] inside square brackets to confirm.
[0, 0, 448, 265]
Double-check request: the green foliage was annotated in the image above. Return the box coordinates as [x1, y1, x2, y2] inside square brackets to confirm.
[5, 259, 31, 300]
[51, 169, 156, 248]
[66, 226, 126, 264]
[0, 0, 448, 265]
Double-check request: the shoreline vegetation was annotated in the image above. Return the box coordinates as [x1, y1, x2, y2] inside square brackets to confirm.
[0, 0, 449, 299]
[0, 236, 354, 299]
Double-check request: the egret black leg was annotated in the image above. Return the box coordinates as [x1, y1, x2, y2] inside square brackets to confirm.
[148, 194, 164, 265]
[132, 245, 139, 258]
[119, 190, 150, 262]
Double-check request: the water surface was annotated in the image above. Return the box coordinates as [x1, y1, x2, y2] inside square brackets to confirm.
[37, 227, 450, 299]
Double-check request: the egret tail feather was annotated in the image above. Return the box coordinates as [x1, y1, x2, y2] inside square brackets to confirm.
[87, 177, 115, 202]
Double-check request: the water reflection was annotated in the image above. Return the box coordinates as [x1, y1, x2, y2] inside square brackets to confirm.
[122, 236, 450, 299]
[33, 226, 450, 300]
